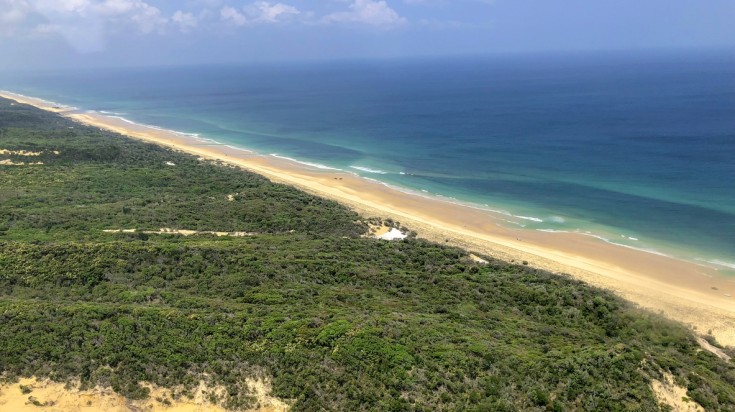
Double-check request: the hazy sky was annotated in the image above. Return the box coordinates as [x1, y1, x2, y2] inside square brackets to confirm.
[1, 0, 735, 68]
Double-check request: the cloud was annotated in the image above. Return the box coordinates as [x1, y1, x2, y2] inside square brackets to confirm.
[15, 1, 168, 30]
[220, 6, 247, 25]
[0, 0, 31, 35]
[10, 0, 168, 52]
[404, 0, 496, 4]
[97, 0, 144, 16]
[324, 0, 406, 27]
[32, 0, 88, 14]
[124, 1, 167, 33]
[248, 1, 299, 23]
[2, 0, 409, 49]
[221, 2, 299, 26]
[172, 10, 197, 31]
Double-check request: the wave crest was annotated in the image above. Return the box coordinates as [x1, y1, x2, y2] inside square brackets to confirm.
[350, 166, 388, 174]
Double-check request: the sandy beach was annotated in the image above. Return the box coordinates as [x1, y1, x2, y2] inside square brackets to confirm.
[3, 90, 734, 346]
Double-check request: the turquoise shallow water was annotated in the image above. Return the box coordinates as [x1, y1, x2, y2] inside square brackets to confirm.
[2, 52, 734, 273]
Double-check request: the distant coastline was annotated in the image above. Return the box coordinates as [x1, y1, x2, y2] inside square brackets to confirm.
[3, 89, 735, 346]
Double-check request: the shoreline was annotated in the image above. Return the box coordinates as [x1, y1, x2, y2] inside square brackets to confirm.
[3, 90, 734, 346]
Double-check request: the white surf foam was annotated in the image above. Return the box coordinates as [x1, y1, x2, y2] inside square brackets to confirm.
[99, 110, 126, 116]
[2, 90, 79, 111]
[269, 154, 341, 171]
[515, 215, 544, 223]
[696, 259, 735, 270]
[223, 144, 253, 153]
[536, 229, 568, 233]
[350, 166, 388, 174]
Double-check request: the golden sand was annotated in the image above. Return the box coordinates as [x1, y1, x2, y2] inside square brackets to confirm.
[2, 90, 734, 347]
[0, 377, 289, 412]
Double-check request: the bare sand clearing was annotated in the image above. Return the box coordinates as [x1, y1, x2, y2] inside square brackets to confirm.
[0, 159, 44, 165]
[102, 228, 256, 237]
[0, 377, 289, 412]
[0, 149, 43, 156]
[696, 337, 732, 362]
[2, 90, 734, 348]
[651, 373, 705, 412]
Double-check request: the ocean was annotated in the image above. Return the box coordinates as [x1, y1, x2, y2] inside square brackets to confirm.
[2, 51, 734, 272]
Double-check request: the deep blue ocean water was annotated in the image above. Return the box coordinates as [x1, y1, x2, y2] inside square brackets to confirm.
[2, 52, 734, 271]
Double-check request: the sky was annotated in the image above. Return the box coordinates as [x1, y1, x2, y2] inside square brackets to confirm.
[1, 0, 735, 68]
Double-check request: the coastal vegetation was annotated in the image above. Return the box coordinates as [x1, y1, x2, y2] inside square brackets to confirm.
[1, 97, 734, 411]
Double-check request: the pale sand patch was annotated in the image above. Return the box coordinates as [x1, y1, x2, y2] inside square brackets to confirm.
[159, 228, 200, 236]
[0, 149, 43, 156]
[4, 91, 735, 347]
[244, 378, 291, 412]
[379, 227, 407, 240]
[696, 337, 731, 362]
[103, 228, 256, 237]
[368, 223, 407, 240]
[651, 373, 704, 412]
[469, 254, 489, 265]
[0, 377, 289, 412]
[155, 228, 255, 237]
[367, 222, 389, 237]
[0, 159, 43, 166]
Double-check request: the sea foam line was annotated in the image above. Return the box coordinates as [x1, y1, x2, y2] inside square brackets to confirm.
[98, 110, 126, 116]
[515, 215, 544, 223]
[350, 166, 389, 174]
[269, 154, 342, 171]
[2, 90, 79, 111]
[536, 229, 671, 257]
[696, 259, 735, 270]
[395, 187, 549, 225]
[93, 113, 203, 139]
[223, 144, 253, 154]
[4, 91, 191, 140]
